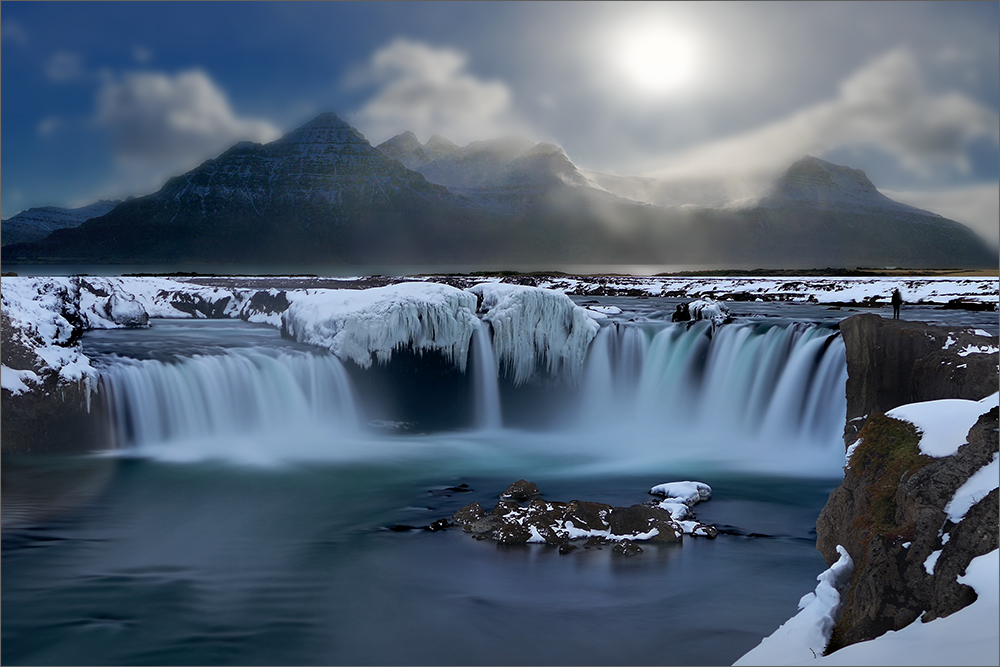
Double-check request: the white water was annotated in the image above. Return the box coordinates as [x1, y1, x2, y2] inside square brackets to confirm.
[471, 319, 502, 430]
[96, 318, 847, 475]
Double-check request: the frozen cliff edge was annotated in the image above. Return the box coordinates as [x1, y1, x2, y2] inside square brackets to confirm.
[469, 282, 599, 386]
[736, 314, 999, 665]
[1, 276, 258, 452]
[280, 283, 480, 371]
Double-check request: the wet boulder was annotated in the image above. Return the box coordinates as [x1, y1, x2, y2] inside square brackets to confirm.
[609, 504, 682, 543]
[500, 479, 542, 501]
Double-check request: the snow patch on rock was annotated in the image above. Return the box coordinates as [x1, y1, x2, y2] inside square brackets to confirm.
[886, 393, 999, 458]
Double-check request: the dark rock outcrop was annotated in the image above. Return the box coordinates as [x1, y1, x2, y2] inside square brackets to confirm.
[838, 313, 998, 444]
[817, 314, 999, 655]
[452, 481, 698, 551]
[499, 479, 541, 501]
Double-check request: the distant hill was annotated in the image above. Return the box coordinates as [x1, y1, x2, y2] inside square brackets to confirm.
[1, 199, 121, 246]
[3, 114, 995, 269]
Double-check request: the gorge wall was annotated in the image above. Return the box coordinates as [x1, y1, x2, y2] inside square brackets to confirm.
[817, 313, 999, 654]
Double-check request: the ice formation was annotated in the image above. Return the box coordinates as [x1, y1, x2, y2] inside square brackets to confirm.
[687, 299, 730, 323]
[469, 282, 599, 385]
[281, 282, 480, 370]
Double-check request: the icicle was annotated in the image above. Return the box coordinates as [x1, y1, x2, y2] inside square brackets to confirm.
[469, 283, 599, 386]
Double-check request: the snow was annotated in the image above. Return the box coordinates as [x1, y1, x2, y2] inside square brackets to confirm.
[734, 545, 854, 666]
[945, 452, 999, 522]
[957, 343, 999, 357]
[802, 550, 1000, 666]
[513, 276, 999, 306]
[0, 277, 97, 390]
[688, 299, 730, 323]
[886, 393, 999, 457]
[649, 481, 712, 505]
[924, 549, 941, 575]
[280, 282, 480, 370]
[1, 365, 39, 395]
[469, 283, 599, 385]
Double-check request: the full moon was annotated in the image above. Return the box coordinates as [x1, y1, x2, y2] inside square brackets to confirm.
[616, 25, 698, 95]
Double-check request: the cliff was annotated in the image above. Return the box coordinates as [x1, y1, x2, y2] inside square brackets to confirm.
[816, 314, 999, 655]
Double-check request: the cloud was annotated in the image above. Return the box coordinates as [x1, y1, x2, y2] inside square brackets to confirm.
[650, 49, 999, 180]
[1, 19, 29, 46]
[94, 69, 280, 168]
[37, 116, 65, 137]
[132, 46, 152, 64]
[350, 39, 514, 145]
[46, 51, 86, 82]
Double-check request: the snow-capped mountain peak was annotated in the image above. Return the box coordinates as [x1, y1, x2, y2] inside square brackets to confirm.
[272, 112, 370, 156]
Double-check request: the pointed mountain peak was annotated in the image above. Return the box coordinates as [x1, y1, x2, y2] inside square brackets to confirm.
[426, 134, 459, 151]
[378, 131, 424, 154]
[274, 112, 369, 149]
[299, 112, 353, 130]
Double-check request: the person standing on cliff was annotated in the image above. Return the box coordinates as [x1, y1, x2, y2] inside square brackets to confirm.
[891, 288, 903, 319]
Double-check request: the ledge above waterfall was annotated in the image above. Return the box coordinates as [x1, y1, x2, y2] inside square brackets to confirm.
[469, 283, 600, 386]
[280, 282, 480, 370]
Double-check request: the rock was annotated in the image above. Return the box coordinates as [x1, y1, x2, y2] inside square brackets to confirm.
[494, 522, 531, 544]
[558, 543, 577, 555]
[452, 502, 488, 530]
[818, 380, 999, 653]
[564, 500, 613, 532]
[469, 514, 502, 537]
[500, 479, 541, 501]
[426, 518, 450, 532]
[838, 314, 998, 445]
[104, 293, 149, 327]
[609, 505, 682, 543]
[613, 539, 643, 556]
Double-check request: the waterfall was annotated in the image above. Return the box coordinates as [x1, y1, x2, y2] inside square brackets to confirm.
[101, 348, 358, 449]
[572, 320, 848, 472]
[95, 317, 848, 473]
[471, 319, 502, 430]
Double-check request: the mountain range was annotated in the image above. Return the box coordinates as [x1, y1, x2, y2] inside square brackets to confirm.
[1, 199, 121, 247]
[3, 112, 994, 268]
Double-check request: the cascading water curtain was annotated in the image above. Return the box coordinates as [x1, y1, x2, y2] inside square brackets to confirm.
[579, 320, 848, 450]
[100, 348, 359, 449]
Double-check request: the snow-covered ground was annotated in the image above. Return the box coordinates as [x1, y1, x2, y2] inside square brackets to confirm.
[459, 275, 998, 305]
[737, 394, 1000, 666]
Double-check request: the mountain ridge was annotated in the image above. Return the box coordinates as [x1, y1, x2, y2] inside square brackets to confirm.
[3, 112, 994, 268]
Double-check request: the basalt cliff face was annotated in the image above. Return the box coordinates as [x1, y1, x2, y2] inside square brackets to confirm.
[817, 314, 999, 654]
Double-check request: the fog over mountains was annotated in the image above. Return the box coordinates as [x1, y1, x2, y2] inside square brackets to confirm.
[3, 112, 995, 268]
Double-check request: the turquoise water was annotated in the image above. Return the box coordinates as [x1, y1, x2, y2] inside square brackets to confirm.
[2, 454, 836, 665]
[3, 311, 851, 665]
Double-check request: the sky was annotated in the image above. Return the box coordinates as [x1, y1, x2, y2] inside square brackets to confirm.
[2, 1, 998, 244]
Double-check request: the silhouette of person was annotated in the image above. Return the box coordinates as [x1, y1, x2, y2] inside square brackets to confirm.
[891, 289, 902, 319]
